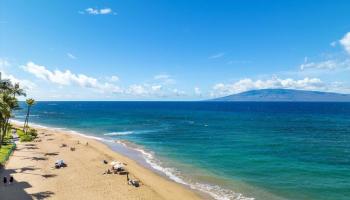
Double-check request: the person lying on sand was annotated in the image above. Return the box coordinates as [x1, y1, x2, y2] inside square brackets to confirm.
[128, 179, 140, 187]
[103, 169, 112, 175]
[60, 143, 67, 148]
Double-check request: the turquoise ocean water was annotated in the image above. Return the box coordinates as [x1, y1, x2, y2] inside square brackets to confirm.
[13, 102, 350, 200]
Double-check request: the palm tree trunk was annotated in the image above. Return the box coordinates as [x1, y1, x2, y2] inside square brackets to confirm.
[23, 106, 30, 133]
[0, 119, 8, 148]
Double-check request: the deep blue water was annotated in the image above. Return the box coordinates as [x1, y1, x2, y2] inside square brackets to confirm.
[13, 102, 350, 200]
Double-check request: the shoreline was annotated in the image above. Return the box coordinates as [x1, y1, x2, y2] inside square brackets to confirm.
[0, 121, 205, 200]
[8, 120, 257, 200]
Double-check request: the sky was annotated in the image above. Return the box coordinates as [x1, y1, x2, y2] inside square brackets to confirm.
[1, 0, 350, 100]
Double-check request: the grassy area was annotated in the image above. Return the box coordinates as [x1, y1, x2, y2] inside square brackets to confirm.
[16, 128, 38, 142]
[0, 126, 38, 166]
[0, 142, 15, 165]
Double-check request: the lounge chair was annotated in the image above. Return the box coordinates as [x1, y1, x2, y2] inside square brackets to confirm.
[55, 159, 67, 168]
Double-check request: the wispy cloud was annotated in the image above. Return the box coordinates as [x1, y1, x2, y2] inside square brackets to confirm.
[153, 74, 176, 85]
[208, 52, 225, 59]
[81, 7, 116, 15]
[300, 60, 342, 71]
[67, 53, 77, 59]
[330, 41, 337, 47]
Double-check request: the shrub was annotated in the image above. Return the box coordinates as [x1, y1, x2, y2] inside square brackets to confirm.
[28, 128, 38, 138]
[20, 134, 34, 142]
[16, 128, 37, 142]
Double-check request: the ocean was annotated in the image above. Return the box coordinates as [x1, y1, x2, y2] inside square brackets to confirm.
[13, 102, 350, 200]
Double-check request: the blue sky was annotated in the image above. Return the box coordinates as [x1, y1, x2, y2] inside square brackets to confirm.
[1, 0, 350, 100]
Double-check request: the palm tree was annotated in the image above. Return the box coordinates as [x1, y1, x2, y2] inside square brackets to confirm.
[12, 83, 26, 98]
[0, 77, 25, 148]
[0, 79, 13, 92]
[0, 93, 19, 148]
[23, 98, 35, 133]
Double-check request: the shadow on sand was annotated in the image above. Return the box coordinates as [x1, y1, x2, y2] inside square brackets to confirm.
[0, 168, 55, 200]
[44, 152, 59, 156]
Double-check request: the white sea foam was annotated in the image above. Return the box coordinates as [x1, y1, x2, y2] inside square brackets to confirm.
[104, 131, 134, 136]
[116, 140, 254, 200]
[10, 119, 114, 143]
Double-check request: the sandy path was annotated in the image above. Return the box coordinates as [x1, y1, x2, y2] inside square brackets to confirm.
[0, 127, 203, 200]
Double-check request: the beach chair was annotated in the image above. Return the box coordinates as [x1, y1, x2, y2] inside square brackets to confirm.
[55, 159, 67, 168]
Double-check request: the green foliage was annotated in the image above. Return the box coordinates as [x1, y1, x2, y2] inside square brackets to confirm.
[28, 128, 38, 138]
[20, 134, 34, 142]
[0, 143, 15, 165]
[0, 78, 26, 149]
[4, 133, 12, 140]
[16, 128, 37, 142]
[16, 128, 25, 137]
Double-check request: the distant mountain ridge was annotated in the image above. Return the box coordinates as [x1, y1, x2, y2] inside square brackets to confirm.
[211, 89, 350, 102]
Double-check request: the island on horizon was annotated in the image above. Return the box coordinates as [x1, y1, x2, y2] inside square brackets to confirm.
[211, 89, 350, 102]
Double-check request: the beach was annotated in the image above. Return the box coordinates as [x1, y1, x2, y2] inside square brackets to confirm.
[0, 125, 203, 200]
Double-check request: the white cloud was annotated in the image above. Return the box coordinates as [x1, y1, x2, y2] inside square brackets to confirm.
[0, 59, 35, 89]
[172, 89, 186, 96]
[300, 59, 350, 71]
[19, 62, 189, 99]
[1, 71, 35, 90]
[126, 85, 148, 96]
[211, 77, 326, 97]
[21, 62, 121, 93]
[209, 52, 225, 59]
[109, 75, 119, 82]
[340, 32, 350, 54]
[151, 85, 162, 91]
[82, 7, 116, 15]
[300, 60, 337, 70]
[194, 87, 201, 95]
[125, 83, 186, 98]
[153, 74, 176, 85]
[100, 8, 112, 14]
[67, 53, 77, 59]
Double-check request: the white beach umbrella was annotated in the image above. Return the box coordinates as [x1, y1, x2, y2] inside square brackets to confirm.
[110, 161, 120, 166]
[113, 163, 125, 170]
